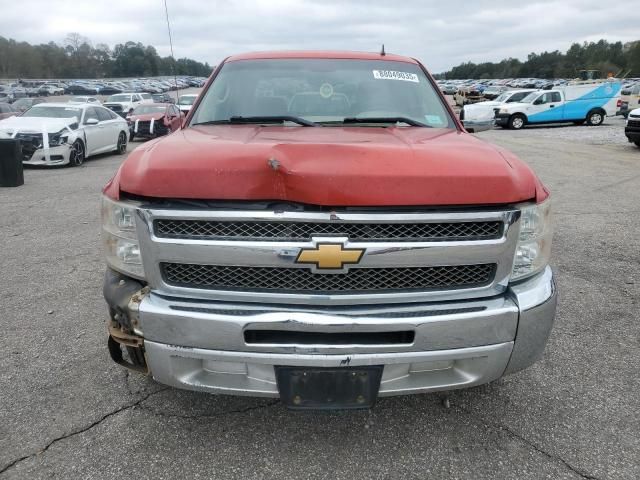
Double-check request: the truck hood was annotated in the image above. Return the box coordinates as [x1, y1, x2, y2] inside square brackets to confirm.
[467, 100, 502, 109]
[104, 102, 131, 107]
[114, 125, 542, 206]
[128, 113, 164, 122]
[0, 116, 76, 134]
[498, 102, 534, 114]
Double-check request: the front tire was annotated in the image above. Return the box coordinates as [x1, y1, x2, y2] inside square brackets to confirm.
[69, 140, 85, 166]
[116, 131, 128, 154]
[586, 110, 604, 126]
[508, 114, 526, 130]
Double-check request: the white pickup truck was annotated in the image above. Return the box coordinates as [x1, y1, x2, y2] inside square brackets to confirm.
[103, 93, 145, 117]
[494, 80, 622, 129]
[460, 89, 537, 131]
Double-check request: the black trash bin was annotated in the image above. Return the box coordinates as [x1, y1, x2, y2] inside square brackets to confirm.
[0, 138, 24, 187]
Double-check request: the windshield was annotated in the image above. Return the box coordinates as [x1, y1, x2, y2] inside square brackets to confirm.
[494, 92, 510, 102]
[178, 95, 197, 105]
[190, 58, 454, 128]
[23, 106, 82, 120]
[520, 92, 540, 103]
[107, 94, 131, 102]
[132, 105, 166, 114]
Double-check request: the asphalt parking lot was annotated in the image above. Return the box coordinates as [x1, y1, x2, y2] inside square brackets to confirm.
[1, 119, 639, 479]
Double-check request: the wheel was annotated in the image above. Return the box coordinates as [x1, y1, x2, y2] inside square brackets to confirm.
[508, 114, 526, 130]
[69, 140, 85, 166]
[116, 131, 128, 154]
[586, 110, 604, 126]
[635, 141, 640, 148]
[573, 120, 585, 125]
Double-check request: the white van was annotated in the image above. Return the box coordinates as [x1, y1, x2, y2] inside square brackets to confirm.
[494, 80, 622, 129]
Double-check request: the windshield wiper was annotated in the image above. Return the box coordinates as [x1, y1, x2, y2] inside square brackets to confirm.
[194, 116, 319, 127]
[340, 117, 430, 127]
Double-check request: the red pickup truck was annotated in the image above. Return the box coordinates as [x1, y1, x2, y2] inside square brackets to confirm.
[102, 51, 556, 409]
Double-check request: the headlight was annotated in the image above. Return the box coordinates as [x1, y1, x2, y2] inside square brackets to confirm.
[101, 195, 145, 279]
[512, 198, 553, 281]
[499, 108, 509, 114]
[48, 130, 68, 146]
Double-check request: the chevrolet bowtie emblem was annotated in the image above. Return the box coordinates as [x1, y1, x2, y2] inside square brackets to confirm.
[296, 242, 365, 271]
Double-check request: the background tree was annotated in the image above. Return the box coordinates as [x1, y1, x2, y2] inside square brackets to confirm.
[441, 39, 640, 79]
[0, 33, 212, 79]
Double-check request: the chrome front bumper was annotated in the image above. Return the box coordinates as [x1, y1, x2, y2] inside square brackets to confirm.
[124, 267, 556, 397]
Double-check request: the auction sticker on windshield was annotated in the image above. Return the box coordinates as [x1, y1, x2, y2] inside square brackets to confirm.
[372, 70, 419, 83]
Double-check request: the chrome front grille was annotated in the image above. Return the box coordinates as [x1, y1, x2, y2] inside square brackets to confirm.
[137, 208, 521, 305]
[154, 219, 502, 242]
[162, 263, 496, 294]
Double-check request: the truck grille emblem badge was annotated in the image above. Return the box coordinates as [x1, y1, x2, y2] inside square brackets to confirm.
[296, 241, 365, 272]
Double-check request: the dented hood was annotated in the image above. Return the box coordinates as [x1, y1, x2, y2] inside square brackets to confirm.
[0, 116, 76, 135]
[116, 125, 541, 206]
[128, 113, 165, 122]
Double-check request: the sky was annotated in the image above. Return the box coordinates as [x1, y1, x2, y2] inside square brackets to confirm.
[1, 0, 639, 72]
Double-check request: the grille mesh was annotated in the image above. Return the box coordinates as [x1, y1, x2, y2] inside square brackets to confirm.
[627, 119, 640, 128]
[161, 263, 496, 294]
[155, 219, 502, 242]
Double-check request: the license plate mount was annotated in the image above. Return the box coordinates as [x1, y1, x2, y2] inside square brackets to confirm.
[275, 366, 384, 410]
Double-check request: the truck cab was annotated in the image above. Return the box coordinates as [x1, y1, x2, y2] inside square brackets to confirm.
[102, 51, 557, 409]
[495, 81, 622, 129]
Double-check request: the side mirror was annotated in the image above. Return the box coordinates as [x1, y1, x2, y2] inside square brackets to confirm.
[533, 98, 543, 105]
[85, 117, 99, 125]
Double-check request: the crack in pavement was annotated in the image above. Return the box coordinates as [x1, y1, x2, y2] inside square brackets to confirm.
[555, 210, 640, 216]
[593, 173, 640, 192]
[457, 405, 602, 480]
[123, 369, 133, 396]
[0, 387, 169, 477]
[138, 399, 280, 420]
